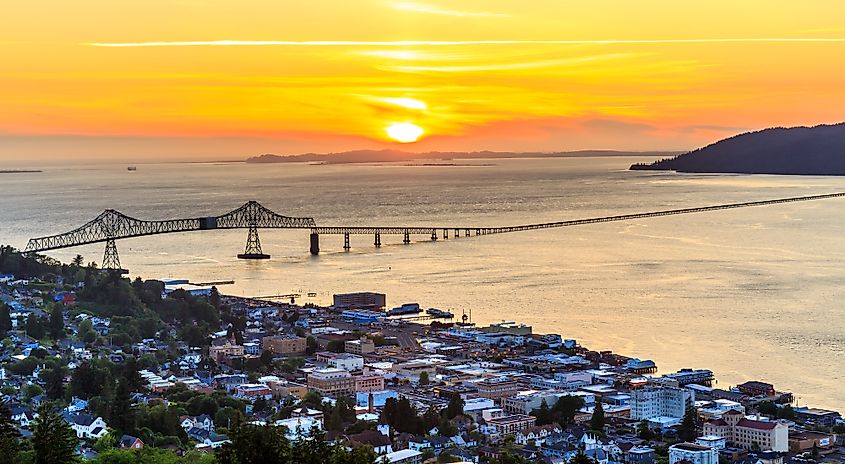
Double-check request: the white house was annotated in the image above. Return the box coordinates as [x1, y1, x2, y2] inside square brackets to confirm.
[180, 414, 214, 431]
[67, 413, 109, 439]
[669, 443, 719, 464]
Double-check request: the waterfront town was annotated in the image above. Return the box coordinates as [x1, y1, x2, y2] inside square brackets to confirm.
[0, 247, 843, 463]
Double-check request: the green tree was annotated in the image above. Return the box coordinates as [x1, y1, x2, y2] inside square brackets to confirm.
[590, 401, 606, 432]
[418, 371, 430, 385]
[637, 420, 655, 441]
[0, 303, 11, 335]
[678, 407, 701, 442]
[77, 319, 97, 344]
[570, 449, 598, 464]
[445, 394, 465, 419]
[72, 255, 85, 267]
[326, 340, 345, 353]
[532, 399, 552, 425]
[32, 405, 80, 464]
[551, 395, 585, 426]
[25, 315, 46, 340]
[49, 305, 65, 340]
[0, 400, 20, 464]
[43, 366, 67, 400]
[110, 379, 135, 435]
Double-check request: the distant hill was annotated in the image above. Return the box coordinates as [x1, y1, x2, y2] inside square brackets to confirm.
[246, 149, 677, 165]
[631, 123, 845, 175]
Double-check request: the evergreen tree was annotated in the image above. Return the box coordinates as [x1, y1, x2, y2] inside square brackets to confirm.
[26, 315, 46, 340]
[445, 394, 465, 419]
[571, 449, 598, 464]
[0, 302, 11, 335]
[121, 356, 143, 392]
[49, 305, 64, 340]
[532, 399, 552, 425]
[678, 407, 701, 442]
[590, 401, 606, 432]
[637, 420, 655, 441]
[32, 405, 80, 464]
[110, 379, 135, 435]
[418, 371, 430, 385]
[43, 366, 67, 400]
[0, 400, 20, 464]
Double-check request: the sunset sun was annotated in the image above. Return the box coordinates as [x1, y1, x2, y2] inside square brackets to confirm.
[386, 122, 424, 143]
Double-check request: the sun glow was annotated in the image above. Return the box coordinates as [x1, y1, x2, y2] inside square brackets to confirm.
[383, 97, 428, 110]
[386, 122, 424, 143]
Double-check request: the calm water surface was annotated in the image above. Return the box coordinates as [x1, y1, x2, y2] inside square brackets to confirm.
[2, 157, 844, 410]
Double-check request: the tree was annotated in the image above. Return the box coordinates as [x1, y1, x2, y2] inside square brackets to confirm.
[678, 407, 701, 442]
[72, 255, 85, 267]
[77, 319, 97, 344]
[326, 340, 345, 353]
[43, 366, 67, 400]
[637, 420, 655, 441]
[570, 449, 598, 464]
[49, 305, 65, 340]
[110, 379, 135, 435]
[551, 395, 585, 426]
[445, 394, 465, 419]
[0, 400, 20, 463]
[0, 303, 10, 335]
[532, 399, 552, 425]
[32, 405, 80, 464]
[25, 315, 46, 340]
[418, 371, 430, 385]
[590, 401, 605, 432]
[260, 350, 273, 366]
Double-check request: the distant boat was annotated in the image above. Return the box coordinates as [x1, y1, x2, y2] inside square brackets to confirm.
[127, 166, 137, 171]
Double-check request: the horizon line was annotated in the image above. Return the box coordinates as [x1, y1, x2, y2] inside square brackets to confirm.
[84, 38, 845, 47]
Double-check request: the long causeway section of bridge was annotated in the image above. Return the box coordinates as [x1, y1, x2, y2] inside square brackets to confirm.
[23, 192, 845, 270]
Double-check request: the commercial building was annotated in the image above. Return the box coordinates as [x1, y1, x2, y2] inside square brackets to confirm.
[345, 336, 376, 355]
[736, 381, 775, 397]
[788, 431, 836, 453]
[793, 407, 841, 427]
[476, 377, 520, 400]
[209, 341, 244, 363]
[354, 373, 385, 393]
[481, 414, 537, 443]
[630, 385, 694, 424]
[262, 335, 307, 355]
[662, 369, 714, 387]
[382, 449, 423, 464]
[333, 292, 386, 311]
[702, 410, 788, 452]
[307, 368, 355, 397]
[668, 443, 719, 464]
[316, 352, 365, 371]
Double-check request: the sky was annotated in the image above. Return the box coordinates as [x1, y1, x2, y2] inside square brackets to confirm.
[3, 0, 845, 161]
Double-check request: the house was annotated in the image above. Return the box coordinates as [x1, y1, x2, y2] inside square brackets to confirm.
[10, 406, 35, 427]
[668, 443, 719, 464]
[180, 414, 214, 431]
[515, 424, 563, 445]
[382, 449, 423, 464]
[191, 429, 230, 448]
[702, 410, 788, 452]
[65, 413, 109, 439]
[119, 435, 144, 449]
[348, 430, 393, 455]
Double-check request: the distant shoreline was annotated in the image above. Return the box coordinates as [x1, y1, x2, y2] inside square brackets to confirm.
[0, 170, 42, 174]
[246, 149, 679, 165]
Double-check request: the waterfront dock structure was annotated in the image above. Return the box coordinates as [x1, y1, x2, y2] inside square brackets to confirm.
[22, 192, 845, 269]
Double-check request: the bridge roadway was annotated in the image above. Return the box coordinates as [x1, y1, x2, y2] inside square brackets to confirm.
[22, 192, 845, 269]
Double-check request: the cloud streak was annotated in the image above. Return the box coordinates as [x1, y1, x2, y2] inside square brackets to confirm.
[392, 2, 508, 17]
[84, 38, 845, 48]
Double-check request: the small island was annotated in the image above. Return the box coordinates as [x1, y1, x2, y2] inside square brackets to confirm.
[631, 122, 845, 175]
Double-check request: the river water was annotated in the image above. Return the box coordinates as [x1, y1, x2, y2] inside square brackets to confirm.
[2, 157, 844, 410]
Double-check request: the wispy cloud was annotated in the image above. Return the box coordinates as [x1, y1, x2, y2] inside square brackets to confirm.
[387, 53, 638, 73]
[392, 1, 508, 17]
[85, 38, 845, 48]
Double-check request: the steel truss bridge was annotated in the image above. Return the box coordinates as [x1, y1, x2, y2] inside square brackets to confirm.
[23, 193, 845, 270]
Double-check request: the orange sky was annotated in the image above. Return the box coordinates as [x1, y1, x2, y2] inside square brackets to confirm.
[3, 1, 845, 161]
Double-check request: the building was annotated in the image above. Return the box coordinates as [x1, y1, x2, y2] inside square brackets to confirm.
[262, 335, 307, 355]
[345, 336, 376, 355]
[307, 368, 355, 397]
[631, 385, 694, 423]
[502, 390, 571, 415]
[119, 435, 144, 449]
[736, 381, 775, 397]
[274, 416, 323, 441]
[333, 292, 386, 311]
[514, 424, 562, 445]
[793, 407, 841, 426]
[316, 352, 365, 371]
[234, 383, 273, 400]
[65, 413, 109, 439]
[382, 449, 423, 464]
[668, 443, 719, 464]
[481, 414, 536, 443]
[788, 431, 836, 453]
[209, 340, 244, 363]
[696, 436, 726, 450]
[702, 410, 788, 452]
[662, 369, 714, 387]
[476, 377, 520, 400]
[354, 373, 385, 393]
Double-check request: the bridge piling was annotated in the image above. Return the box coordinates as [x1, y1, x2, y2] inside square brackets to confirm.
[309, 233, 320, 255]
[238, 226, 270, 260]
[343, 233, 350, 250]
[374, 232, 381, 247]
[403, 231, 410, 244]
[431, 230, 437, 241]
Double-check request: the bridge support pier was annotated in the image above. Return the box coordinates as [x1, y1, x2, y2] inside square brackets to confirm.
[454, 229, 459, 238]
[310, 233, 320, 255]
[403, 231, 410, 244]
[465, 229, 470, 237]
[443, 229, 448, 239]
[102, 238, 126, 273]
[374, 232, 381, 247]
[238, 225, 270, 260]
[343, 233, 350, 250]
[431, 230, 437, 241]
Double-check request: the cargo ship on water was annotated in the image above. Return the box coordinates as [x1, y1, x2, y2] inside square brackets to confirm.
[386, 303, 421, 316]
